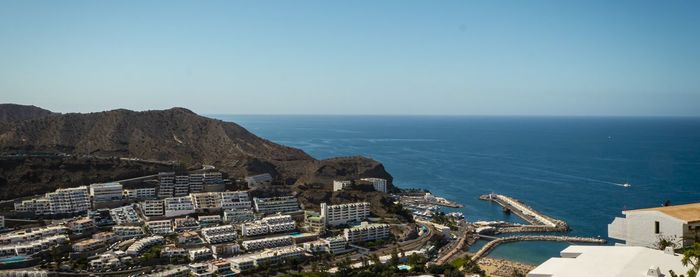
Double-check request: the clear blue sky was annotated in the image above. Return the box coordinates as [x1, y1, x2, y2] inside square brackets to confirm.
[1, 1, 698, 116]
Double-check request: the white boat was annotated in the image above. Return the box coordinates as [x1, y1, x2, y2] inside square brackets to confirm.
[622, 183, 631, 188]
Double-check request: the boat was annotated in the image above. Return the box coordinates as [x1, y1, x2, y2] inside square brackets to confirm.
[622, 183, 631, 188]
[503, 207, 511, 214]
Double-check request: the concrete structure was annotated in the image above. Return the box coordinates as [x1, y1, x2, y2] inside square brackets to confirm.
[211, 243, 241, 257]
[528, 245, 691, 277]
[161, 245, 187, 258]
[188, 247, 213, 261]
[253, 196, 299, 214]
[609, 203, 700, 249]
[221, 191, 252, 210]
[174, 175, 190, 196]
[90, 183, 124, 202]
[16, 186, 91, 215]
[241, 235, 293, 251]
[0, 235, 68, 257]
[343, 222, 390, 243]
[173, 217, 199, 232]
[124, 187, 156, 200]
[68, 217, 96, 235]
[230, 246, 304, 271]
[201, 225, 237, 244]
[113, 225, 144, 239]
[177, 231, 201, 245]
[241, 214, 295, 237]
[332, 180, 352, 192]
[223, 209, 255, 223]
[146, 220, 173, 235]
[126, 236, 164, 256]
[158, 172, 176, 198]
[304, 211, 325, 233]
[72, 238, 104, 253]
[198, 215, 221, 226]
[244, 173, 273, 187]
[360, 178, 387, 193]
[141, 200, 165, 217]
[321, 236, 348, 254]
[191, 192, 223, 210]
[164, 196, 195, 217]
[321, 202, 370, 227]
[0, 225, 68, 245]
[110, 205, 141, 224]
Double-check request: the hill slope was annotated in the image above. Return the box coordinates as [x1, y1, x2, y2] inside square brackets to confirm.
[0, 104, 54, 123]
[0, 106, 394, 199]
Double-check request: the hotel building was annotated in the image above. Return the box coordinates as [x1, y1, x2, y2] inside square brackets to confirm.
[109, 206, 142, 225]
[343, 222, 390, 243]
[230, 246, 304, 272]
[16, 186, 91, 215]
[332, 180, 352, 192]
[321, 202, 370, 227]
[201, 225, 237, 244]
[113, 226, 145, 239]
[223, 209, 255, 224]
[191, 192, 222, 210]
[123, 187, 157, 200]
[253, 196, 299, 214]
[188, 247, 213, 261]
[221, 191, 252, 210]
[360, 178, 387, 193]
[126, 236, 164, 256]
[241, 235, 293, 251]
[164, 196, 195, 217]
[146, 220, 173, 235]
[141, 200, 165, 217]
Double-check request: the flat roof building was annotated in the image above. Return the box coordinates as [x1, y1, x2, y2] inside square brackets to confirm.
[609, 202, 700, 249]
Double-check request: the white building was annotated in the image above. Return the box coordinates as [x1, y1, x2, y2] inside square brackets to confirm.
[241, 235, 293, 251]
[198, 215, 221, 226]
[343, 222, 390, 243]
[211, 243, 241, 257]
[321, 202, 370, 227]
[528, 245, 690, 277]
[141, 200, 165, 217]
[220, 191, 252, 210]
[230, 246, 304, 271]
[223, 209, 255, 224]
[191, 192, 223, 210]
[90, 183, 124, 203]
[110, 206, 142, 225]
[161, 245, 187, 258]
[201, 225, 237, 244]
[241, 222, 269, 237]
[188, 247, 213, 261]
[253, 196, 299, 214]
[146, 220, 173, 235]
[16, 186, 91, 215]
[113, 226, 144, 239]
[332, 180, 352, 192]
[321, 236, 348, 254]
[174, 175, 190, 196]
[164, 196, 195, 217]
[0, 225, 68, 245]
[360, 178, 387, 193]
[608, 203, 700, 249]
[126, 236, 164, 256]
[173, 217, 199, 232]
[244, 173, 273, 187]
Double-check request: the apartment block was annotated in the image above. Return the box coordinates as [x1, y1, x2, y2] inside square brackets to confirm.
[321, 236, 348, 254]
[221, 191, 252, 210]
[198, 215, 221, 226]
[188, 247, 213, 261]
[173, 217, 199, 232]
[68, 217, 96, 235]
[230, 246, 304, 271]
[110, 206, 142, 225]
[146, 220, 173, 235]
[164, 196, 195, 217]
[244, 173, 272, 187]
[124, 187, 156, 200]
[113, 226, 145, 239]
[211, 243, 241, 257]
[241, 235, 293, 251]
[343, 222, 390, 243]
[158, 172, 176, 198]
[90, 183, 124, 203]
[174, 175, 190, 196]
[72, 238, 104, 253]
[16, 186, 91, 215]
[253, 196, 299, 214]
[321, 202, 370, 227]
[191, 192, 223, 210]
[161, 245, 187, 258]
[141, 200, 165, 217]
[201, 225, 237, 244]
[0, 225, 68, 245]
[126, 236, 164, 256]
[223, 209, 255, 224]
[360, 178, 387, 193]
[0, 235, 69, 257]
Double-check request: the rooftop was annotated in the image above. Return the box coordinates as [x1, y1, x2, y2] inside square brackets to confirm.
[627, 203, 700, 223]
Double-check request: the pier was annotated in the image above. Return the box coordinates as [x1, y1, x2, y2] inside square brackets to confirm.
[471, 235, 607, 261]
[479, 193, 568, 232]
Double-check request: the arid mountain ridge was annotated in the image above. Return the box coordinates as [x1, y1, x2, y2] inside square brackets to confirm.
[0, 104, 394, 203]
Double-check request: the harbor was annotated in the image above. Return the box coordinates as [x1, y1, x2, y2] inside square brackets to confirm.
[478, 193, 569, 232]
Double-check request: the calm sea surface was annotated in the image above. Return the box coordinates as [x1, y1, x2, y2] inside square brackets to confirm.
[212, 115, 700, 264]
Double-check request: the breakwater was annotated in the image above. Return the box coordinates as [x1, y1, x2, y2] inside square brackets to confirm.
[471, 235, 606, 260]
[479, 194, 568, 232]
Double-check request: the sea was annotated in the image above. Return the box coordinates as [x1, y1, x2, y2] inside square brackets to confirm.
[211, 115, 700, 265]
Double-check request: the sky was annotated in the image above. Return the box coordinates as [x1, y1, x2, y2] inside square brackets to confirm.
[1, 1, 699, 116]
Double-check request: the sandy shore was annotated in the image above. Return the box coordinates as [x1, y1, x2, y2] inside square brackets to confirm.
[476, 257, 536, 277]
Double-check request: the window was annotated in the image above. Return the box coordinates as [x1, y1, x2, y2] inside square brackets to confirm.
[655, 221, 660, 234]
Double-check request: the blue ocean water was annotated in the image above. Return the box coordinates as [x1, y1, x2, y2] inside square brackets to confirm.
[212, 115, 700, 264]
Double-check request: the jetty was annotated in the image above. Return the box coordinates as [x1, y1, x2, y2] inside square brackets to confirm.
[471, 235, 607, 261]
[479, 193, 568, 232]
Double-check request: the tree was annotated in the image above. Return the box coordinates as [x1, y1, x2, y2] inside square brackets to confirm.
[390, 248, 400, 266]
[670, 243, 700, 277]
